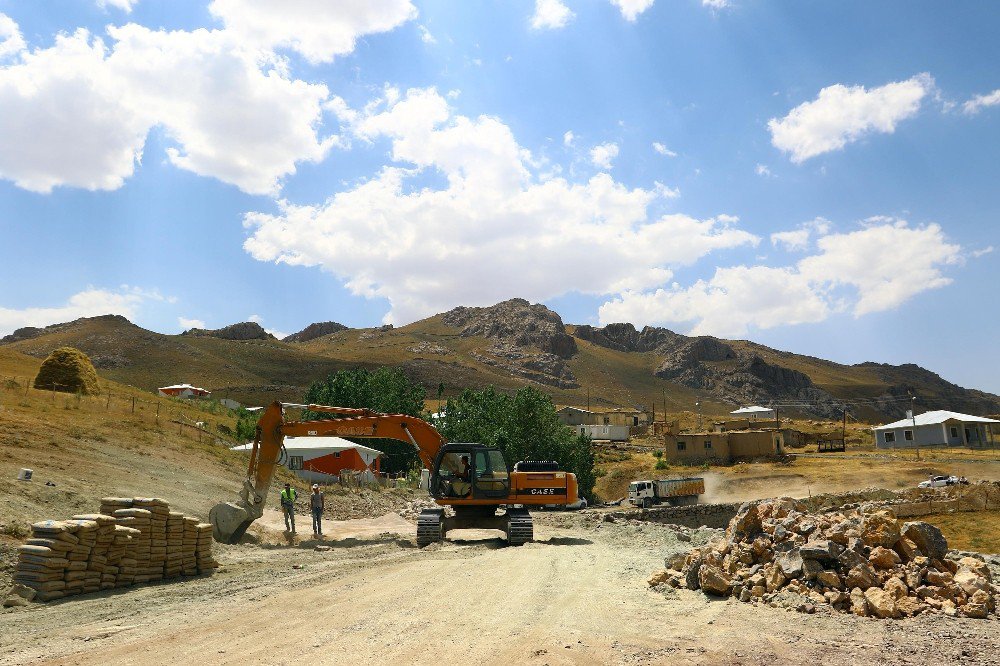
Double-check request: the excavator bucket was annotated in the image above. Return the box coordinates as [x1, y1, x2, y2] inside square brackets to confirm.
[209, 500, 256, 545]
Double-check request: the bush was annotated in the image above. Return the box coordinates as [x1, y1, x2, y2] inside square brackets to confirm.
[655, 459, 669, 470]
[652, 449, 663, 458]
[33, 346, 99, 394]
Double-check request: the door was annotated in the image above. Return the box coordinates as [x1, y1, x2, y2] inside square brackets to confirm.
[472, 448, 510, 499]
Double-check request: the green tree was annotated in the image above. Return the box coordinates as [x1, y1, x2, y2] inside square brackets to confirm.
[302, 367, 426, 474]
[235, 408, 261, 442]
[439, 386, 597, 501]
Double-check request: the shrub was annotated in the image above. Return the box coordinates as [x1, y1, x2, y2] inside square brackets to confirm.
[655, 459, 669, 470]
[33, 346, 99, 394]
[652, 449, 663, 458]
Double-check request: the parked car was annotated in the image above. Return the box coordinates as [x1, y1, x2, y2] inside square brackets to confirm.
[544, 497, 588, 510]
[918, 475, 968, 488]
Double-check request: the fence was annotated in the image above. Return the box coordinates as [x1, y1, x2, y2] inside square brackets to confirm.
[0, 374, 239, 447]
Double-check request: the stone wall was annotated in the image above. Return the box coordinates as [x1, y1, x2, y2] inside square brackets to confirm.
[605, 501, 743, 529]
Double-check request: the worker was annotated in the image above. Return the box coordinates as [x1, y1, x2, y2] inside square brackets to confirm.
[459, 455, 471, 481]
[310, 483, 325, 536]
[280, 482, 297, 533]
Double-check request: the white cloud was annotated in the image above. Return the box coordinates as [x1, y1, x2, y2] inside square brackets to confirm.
[0, 13, 25, 60]
[247, 313, 290, 339]
[652, 142, 677, 157]
[242, 88, 754, 324]
[590, 142, 619, 170]
[0, 25, 335, 195]
[962, 89, 1000, 115]
[769, 74, 934, 163]
[418, 24, 436, 44]
[97, 0, 138, 12]
[701, 0, 732, 8]
[972, 246, 994, 258]
[610, 0, 655, 21]
[178, 317, 206, 330]
[207, 0, 418, 64]
[754, 163, 772, 177]
[563, 130, 575, 146]
[531, 0, 575, 30]
[770, 229, 809, 251]
[600, 219, 961, 336]
[0, 286, 167, 336]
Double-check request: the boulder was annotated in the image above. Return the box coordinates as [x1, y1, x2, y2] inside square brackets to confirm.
[802, 558, 824, 581]
[864, 587, 897, 619]
[728, 502, 762, 541]
[800, 539, 838, 562]
[862, 511, 901, 549]
[884, 577, 908, 600]
[765, 564, 786, 592]
[698, 564, 732, 596]
[777, 548, 804, 579]
[684, 553, 705, 590]
[895, 596, 927, 617]
[816, 570, 842, 589]
[648, 570, 672, 587]
[850, 587, 869, 617]
[902, 522, 948, 560]
[846, 564, 878, 590]
[954, 570, 989, 597]
[893, 537, 919, 563]
[870, 546, 902, 570]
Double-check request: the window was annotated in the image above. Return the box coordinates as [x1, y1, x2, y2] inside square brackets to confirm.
[288, 456, 303, 470]
[633, 416, 639, 426]
[704, 440, 712, 450]
[950, 427, 959, 438]
[904, 430, 913, 441]
[677, 441, 686, 451]
[334, 451, 341, 458]
[603, 416, 610, 425]
[884, 432, 896, 443]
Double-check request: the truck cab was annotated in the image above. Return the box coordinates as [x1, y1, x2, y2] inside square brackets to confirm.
[628, 480, 656, 508]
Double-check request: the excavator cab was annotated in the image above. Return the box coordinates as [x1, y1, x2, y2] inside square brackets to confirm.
[429, 444, 510, 500]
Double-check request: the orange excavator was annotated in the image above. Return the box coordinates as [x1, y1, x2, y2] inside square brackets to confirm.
[209, 401, 580, 547]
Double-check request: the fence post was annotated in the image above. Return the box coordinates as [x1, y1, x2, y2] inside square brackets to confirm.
[131, 396, 136, 414]
[156, 403, 160, 424]
[106, 392, 111, 410]
[51, 383, 56, 403]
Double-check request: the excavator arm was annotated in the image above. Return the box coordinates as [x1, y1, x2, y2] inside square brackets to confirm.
[209, 401, 447, 543]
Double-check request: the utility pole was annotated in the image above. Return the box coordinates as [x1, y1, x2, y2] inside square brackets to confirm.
[842, 404, 847, 446]
[912, 396, 919, 460]
[695, 401, 702, 431]
[586, 387, 590, 412]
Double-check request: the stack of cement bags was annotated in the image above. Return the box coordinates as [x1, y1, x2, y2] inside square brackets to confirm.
[14, 521, 74, 601]
[112, 507, 153, 583]
[135, 498, 169, 582]
[195, 523, 218, 573]
[8, 498, 220, 604]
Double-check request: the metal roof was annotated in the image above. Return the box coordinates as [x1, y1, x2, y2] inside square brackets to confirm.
[730, 406, 775, 415]
[230, 436, 384, 457]
[874, 410, 1000, 430]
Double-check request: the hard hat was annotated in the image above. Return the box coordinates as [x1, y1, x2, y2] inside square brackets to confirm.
[311, 484, 319, 489]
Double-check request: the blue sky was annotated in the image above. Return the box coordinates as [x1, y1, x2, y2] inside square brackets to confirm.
[0, 1, 997, 392]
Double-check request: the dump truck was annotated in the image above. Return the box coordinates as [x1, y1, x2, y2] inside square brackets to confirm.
[627, 477, 704, 508]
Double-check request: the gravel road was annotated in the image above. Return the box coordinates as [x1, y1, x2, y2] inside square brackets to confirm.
[2, 513, 998, 665]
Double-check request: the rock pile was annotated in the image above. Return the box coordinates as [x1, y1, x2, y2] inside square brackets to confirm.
[6, 497, 217, 605]
[650, 498, 998, 619]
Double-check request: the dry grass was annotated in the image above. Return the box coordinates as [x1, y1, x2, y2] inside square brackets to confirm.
[920, 511, 1000, 554]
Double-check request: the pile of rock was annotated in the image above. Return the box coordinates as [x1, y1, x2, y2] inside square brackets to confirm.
[6, 497, 217, 605]
[650, 498, 998, 619]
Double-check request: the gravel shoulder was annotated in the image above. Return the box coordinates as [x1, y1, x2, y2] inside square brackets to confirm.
[2, 512, 999, 665]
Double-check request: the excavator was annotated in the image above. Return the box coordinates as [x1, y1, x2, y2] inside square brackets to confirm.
[209, 401, 580, 547]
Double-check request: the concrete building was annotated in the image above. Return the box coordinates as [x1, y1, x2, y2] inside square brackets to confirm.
[662, 430, 785, 464]
[556, 406, 651, 428]
[232, 436, 384, 483]
[158, 383, 211, 399]
[873, 410, 998, 449]
[730, 406, 776, 422]
[574, 424, 630, 442]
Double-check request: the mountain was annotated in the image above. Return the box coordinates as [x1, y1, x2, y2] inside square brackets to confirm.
[2, 300, 997, 421]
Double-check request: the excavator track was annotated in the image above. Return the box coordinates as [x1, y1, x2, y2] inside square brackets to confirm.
[416, 508, 445, 547]
[506, 508, 533, 546]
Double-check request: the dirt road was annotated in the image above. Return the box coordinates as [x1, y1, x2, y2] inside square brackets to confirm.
[3, 514, 999, 665]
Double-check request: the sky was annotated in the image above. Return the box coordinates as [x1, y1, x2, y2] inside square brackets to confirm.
[0, 1, 998, 392]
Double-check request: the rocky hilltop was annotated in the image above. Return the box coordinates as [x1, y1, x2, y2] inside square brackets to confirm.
[283, 321, 349, 343]
[442, 298, 579, 388]
[181, 322, 273, 341]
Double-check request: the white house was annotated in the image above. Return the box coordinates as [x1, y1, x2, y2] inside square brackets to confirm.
[158, 383, 211, 399]
[231, 436, 385, 483]
[730, 406, 776, 422]
[575, 424, 630, 442]
[873, 410, 999, 449]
